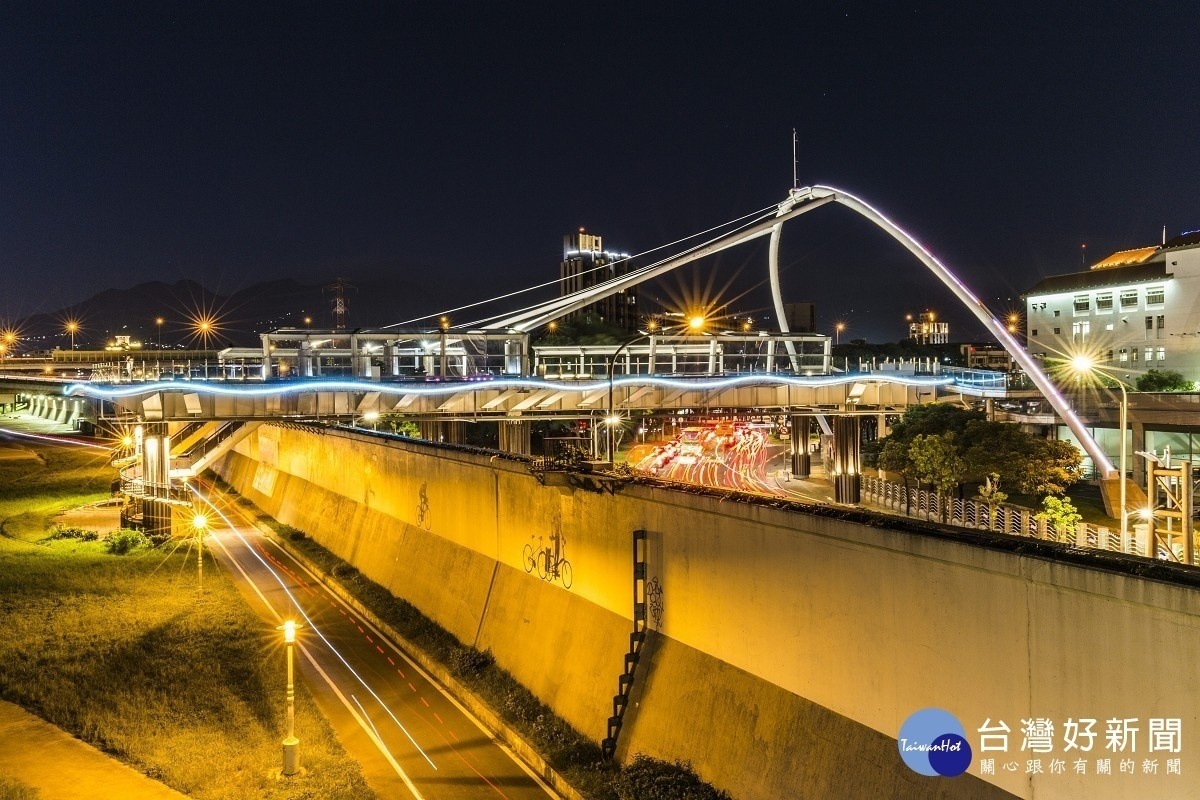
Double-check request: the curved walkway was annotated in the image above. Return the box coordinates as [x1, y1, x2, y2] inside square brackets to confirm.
[0, 700, 186, 800]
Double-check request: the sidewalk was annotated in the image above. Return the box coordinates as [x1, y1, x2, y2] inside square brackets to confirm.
[0, 701, 187, 800]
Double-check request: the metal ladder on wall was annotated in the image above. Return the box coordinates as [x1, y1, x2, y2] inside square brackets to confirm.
[602, 529, 648, 760]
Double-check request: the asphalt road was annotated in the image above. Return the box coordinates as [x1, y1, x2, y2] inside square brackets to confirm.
[192, 479, 554, 800]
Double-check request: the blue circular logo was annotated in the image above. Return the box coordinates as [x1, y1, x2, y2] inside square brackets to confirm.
[898, 708, 972, 777]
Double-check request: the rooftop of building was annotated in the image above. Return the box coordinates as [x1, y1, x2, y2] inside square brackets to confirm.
[1090, 246, 1158, 270]
[1023, 261, 1172, 297]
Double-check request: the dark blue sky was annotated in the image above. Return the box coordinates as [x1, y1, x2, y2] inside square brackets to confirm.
[2, 2, 1196, 341]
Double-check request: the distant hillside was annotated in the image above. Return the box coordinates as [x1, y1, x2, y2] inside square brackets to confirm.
[13, 277, 447, 350]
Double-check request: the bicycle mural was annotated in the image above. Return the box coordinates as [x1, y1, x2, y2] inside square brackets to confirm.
[416, 482, 431, 531]
[522, 530, 574, 589]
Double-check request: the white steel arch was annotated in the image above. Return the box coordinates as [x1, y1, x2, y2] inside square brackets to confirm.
[483, 184, 1112, 475]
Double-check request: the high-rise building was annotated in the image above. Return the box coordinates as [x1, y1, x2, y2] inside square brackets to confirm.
[559, 229, 638, 331]
[907, 310, 949, 344]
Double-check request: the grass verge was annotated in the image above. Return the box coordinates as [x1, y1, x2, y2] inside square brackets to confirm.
[0, 437, 375, 800]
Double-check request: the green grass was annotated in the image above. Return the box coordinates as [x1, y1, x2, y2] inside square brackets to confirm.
[0, 439, 375, 800]
[0, 776, 40, 800]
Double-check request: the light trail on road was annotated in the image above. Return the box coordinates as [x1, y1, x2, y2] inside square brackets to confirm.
[189, 479, 554, 800]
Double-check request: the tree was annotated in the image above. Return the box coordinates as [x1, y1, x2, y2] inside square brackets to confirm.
[977, 473, 1008, 529]
[909, 433, 966, 521]
[1035, 495, 1082, 541]
[1135, 369, 1195, 393]
[960, 420, 1082, 496]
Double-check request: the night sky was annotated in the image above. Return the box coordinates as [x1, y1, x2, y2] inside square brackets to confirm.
[2, 3, 1196, 341]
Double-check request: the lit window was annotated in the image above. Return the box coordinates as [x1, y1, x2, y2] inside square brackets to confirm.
[1095, 293, 1113, 312]
[1120, 290, 1138, 309]
[1072, 321, 1090, 341]
[1146, 287, 1165, 305]
[1104, 323, 1114, 331]
[1121, 349, 1130, 362]
[1145, 347, 1154, 362]
[1157, 347, 1166, 361]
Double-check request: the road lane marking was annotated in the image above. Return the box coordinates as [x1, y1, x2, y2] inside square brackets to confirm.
[190, 486, 439, 772]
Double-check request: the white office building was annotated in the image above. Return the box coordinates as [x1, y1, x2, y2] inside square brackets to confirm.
[1022, 231, 1200, 381]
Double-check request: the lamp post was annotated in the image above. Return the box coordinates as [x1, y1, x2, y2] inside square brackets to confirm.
[191, 512, 208, 593]
[277, 619, 303, 776]
[835, 322, 845, 345]
[1070, 355, 1128, 540]
[66, 321, 78, 351]
[605, 321, 668, 465]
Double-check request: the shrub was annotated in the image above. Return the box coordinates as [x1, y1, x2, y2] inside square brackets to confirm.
[614, 755, 732, 800]
[105, 528, 148, 555]
[331, 563, 359, 579]
[447, 645, 494, 678]
[45, 525, 99, 542]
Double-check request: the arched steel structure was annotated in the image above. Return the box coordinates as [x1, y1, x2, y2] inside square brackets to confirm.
[483, 184, 1113, 475]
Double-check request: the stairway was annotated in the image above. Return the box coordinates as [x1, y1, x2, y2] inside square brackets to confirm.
[602, 529, 648, 760]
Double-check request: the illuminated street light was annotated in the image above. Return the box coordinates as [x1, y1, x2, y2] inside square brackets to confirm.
[191, 512, 208, 592]
[835, 322, 846, 345]
[689, 315, 705, 331]
[277, 619, 303, 776]
[1068, 355, 1128, 542]
[155, 317, 164, 349]
[65, 320, 79, 351]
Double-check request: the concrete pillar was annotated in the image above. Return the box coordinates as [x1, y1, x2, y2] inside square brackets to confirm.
[790, 415, 811, 478]
[504, 339, 523, 375]
[1132, 421, 1146, 486]
[499, 420, 532, 456]
[832, 416, 861, 504]
[299, 342, 314, 378]
[877, 413, 890, 439]
[261, 334, 273, 379]
[444, 421, 466, 445]
[418, 421, 440, 442]
[708, 339, 718, 375]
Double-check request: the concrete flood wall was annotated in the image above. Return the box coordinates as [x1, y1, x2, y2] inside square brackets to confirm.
[213, 424, 1200, 800]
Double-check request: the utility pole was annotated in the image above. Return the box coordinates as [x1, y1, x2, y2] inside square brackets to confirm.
[322, 278, 356, 331]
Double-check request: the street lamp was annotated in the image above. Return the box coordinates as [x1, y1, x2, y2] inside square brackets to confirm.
[277, 619, 303, 776]
[606, 320, 674, 465]
[835, 322, 845, 345]
[191, 512, 208, 592]
[65, 321, 78, 351]
[155, 317, 164, 349]
[1069, 355, 1128, 541]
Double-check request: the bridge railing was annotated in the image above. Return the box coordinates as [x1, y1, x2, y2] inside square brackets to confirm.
[861, 475, 1188, 562]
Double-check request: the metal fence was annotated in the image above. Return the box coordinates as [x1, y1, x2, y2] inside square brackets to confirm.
[861, 475, 1183, 561]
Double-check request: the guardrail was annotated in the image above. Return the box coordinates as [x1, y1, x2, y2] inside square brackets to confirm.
[862, 475, 1188, 562]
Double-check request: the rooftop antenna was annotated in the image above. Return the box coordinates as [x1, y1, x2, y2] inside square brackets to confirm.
[1081, 243, 1087, 268]
[792, 128, 798, 190]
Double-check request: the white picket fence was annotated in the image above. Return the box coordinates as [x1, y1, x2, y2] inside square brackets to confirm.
[861, 475, 1166, 559]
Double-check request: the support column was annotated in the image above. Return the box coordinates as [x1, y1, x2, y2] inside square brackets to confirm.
[832, 416, 861, 504]
[790, 415, 811, 478]
[1131, 421, 1147, 487]
[498, 420, 532, 456]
